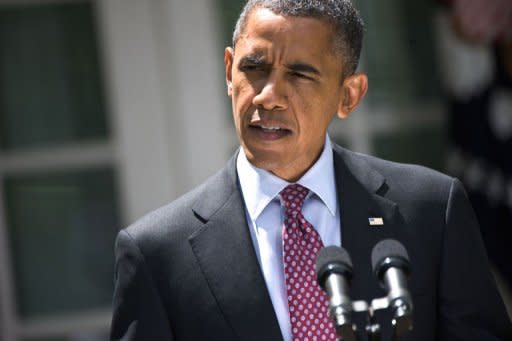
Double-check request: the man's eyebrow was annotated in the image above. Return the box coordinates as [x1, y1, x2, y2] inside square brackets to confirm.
[237, 57, 321, 76]
[239, 55, 267, 65]
[286, 63, 321, 76]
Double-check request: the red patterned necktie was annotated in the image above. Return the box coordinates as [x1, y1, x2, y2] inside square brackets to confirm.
[280, 184, 338, 341]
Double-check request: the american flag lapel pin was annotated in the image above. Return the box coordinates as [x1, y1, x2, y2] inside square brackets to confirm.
[368, 217, 384, 226]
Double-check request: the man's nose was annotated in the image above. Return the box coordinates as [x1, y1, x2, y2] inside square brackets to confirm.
[252, 73, 288, 111]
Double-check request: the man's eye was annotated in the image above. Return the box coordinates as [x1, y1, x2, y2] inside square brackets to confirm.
[291, 72, 314, 80]
[240, 64, 264, 72]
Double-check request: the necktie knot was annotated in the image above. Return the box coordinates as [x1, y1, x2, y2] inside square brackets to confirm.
[280, 184, 309, 217]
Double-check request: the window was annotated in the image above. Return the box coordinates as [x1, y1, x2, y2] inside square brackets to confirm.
[0, 2, 119, 340]
[332, 0, 446, 171]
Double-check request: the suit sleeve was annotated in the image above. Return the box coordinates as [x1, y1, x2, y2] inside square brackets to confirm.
[110, 230, 174, 341]
[438, 178, 512, 340]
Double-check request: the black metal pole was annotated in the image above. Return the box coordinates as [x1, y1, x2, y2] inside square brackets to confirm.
[365, 309, 381, 341]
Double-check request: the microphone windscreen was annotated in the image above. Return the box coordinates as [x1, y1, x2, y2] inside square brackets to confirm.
[371, 239, 409, 272]
[316, 245, 353, 278]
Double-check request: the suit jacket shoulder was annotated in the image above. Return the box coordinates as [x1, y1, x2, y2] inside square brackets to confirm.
[333, 143, 454, 198]
[331, 143, 511, 340]
[111, 153, 283, 341]
[122, 152, 240, 256]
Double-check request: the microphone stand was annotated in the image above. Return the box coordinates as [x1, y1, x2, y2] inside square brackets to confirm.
[349, 300, 381, 341]
[333, 297, 411, 341]
[365, 307, 381, 341]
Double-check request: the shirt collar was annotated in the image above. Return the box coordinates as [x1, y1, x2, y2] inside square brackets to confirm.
[236, 135, 337, 221]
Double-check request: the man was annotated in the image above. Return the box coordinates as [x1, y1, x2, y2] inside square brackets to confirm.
[110, 1, 512, 340]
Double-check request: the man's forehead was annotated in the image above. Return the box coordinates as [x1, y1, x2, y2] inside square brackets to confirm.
[235, 8, 339, 56]
[241, 8, 333, 40]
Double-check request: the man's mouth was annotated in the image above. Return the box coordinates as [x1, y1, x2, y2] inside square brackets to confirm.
[260, 125, 284, 133]
[249, 123, 291, 140]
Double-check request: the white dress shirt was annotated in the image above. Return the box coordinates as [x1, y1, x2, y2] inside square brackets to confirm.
[236, 135, 341, 341]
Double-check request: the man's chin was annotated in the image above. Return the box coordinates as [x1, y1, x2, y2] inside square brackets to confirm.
[244, 149, 287, 171]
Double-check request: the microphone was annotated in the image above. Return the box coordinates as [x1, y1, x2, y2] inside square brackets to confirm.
[316, 246, 357, 341]
[371, 239, 413, 337]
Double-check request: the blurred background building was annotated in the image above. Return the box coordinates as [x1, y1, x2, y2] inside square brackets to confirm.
[0, 0, 509, 340]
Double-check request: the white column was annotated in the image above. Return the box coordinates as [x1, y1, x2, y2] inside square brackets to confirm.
[96, 0, 236, 223]
[159, 0, 237, 194]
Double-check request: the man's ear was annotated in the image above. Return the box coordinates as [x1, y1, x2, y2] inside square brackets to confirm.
[224, 47, 234, 96]
[337, 72, 368, 119]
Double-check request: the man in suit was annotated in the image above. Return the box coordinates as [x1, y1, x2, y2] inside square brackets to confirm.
[110, 0, 512, 340]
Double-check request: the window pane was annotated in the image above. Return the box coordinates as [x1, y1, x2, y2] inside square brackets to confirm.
[329, 133, 349, 150]
[355, 0, 441, 106]
[215, 0, 245, 48]
[24, 330, 108, 341]
[215, 0, 246, 118]
[373, 124, 447, 170]
[4, 167, 120, 319]
[0, 3, 108, 150]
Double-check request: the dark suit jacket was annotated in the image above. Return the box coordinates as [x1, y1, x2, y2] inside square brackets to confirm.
[110, 144, 512, 340]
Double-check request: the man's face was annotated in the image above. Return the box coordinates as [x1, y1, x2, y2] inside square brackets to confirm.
[225, 8, 349, 181]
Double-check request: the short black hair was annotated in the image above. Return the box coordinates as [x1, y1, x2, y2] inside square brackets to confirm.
[232, 0, 364, 77]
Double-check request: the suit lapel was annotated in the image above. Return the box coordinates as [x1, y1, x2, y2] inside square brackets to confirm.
[332, 145, 404, 301]
[189, 155, 283, 341]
